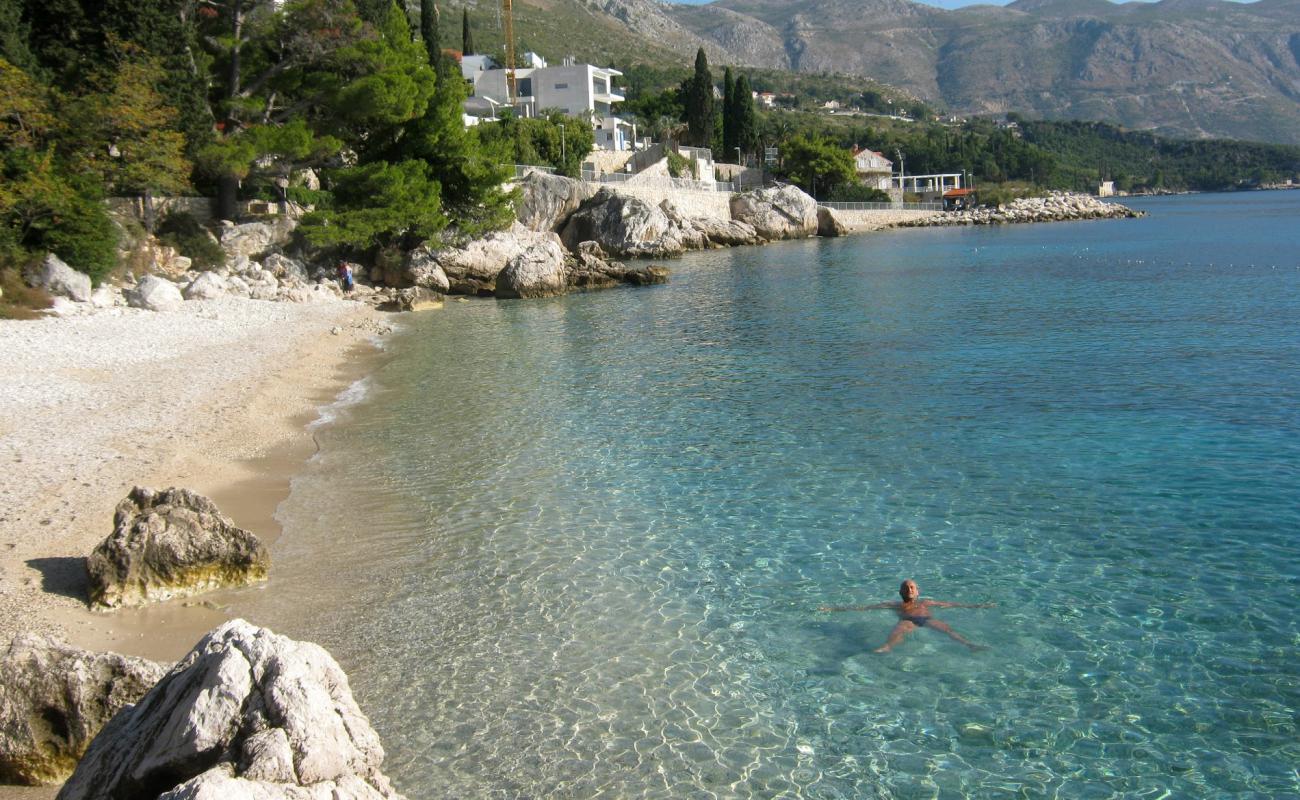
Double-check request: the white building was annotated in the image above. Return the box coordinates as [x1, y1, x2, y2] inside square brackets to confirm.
[468, 59, 623, 119]
[850, 146, 893, 191]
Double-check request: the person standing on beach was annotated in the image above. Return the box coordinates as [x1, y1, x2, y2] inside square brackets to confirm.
[337, 261, 355, 293]
[819, 579, 993, 653]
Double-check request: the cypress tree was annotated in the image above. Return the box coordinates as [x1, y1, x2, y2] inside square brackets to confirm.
[685, 47, 714, 149]
[461, 8, 474, 56]
[420, 0, 442, 73]
[722, 66, 736, 159]
[734, 74, 758, 161]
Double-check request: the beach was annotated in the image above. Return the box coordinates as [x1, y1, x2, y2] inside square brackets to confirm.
[0, 297, 387, 671]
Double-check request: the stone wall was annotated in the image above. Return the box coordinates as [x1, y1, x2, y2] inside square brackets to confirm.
[830, 208, 942, 231]
[107, 196, 216, 225]
[585, 150, 635, 177]
[607, 185, 733, 220]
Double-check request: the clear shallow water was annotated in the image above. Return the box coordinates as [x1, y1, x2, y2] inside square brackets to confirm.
[238, 192, 1299, 798]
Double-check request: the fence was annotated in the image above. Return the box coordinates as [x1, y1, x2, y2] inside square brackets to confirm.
[819, 201, 943, 212]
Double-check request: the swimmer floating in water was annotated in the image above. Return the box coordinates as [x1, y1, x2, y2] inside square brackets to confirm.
[819, 579, 994, 653]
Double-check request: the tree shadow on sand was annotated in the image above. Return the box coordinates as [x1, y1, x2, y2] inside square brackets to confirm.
[26, 556, 89, 603]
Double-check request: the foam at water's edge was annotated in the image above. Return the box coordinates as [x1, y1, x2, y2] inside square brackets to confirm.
[307, 375, 373, 432]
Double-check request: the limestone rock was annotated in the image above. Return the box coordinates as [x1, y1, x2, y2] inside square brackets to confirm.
[898, 192, 1146, 228]
[689, 216, 760, 248]
[25, 254, 92, 303]
[729, 185, 819, 240]
[817, 206, 848, 237]
[0, 634, 167, 786]
[126, 276, 184, 312]
[560, 189, 690, 258]
[57, 620, 404, 800]
[87, 487, 270, 610]
[516, 171, 598, 232]
[410, 224, 562, 295]
[495, 236, 570, 299]
[183, 272, 229, 301]
[391, 249, 451, 292]
[90, 286, 124, 308]
[566, 242, 669, 291]
[219, 220, 296, 261]
[395, 287, 444, 312]
[261, 254, 309, 285]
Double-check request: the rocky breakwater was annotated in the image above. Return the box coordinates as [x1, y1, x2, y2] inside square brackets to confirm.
[87, 487, 270, 610]
[900, 193, 1145, 227]
[0, 636, 167, 785]
[57, 619, 405, 800]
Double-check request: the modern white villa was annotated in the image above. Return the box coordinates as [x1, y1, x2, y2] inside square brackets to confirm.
[461, 53, 636, 151]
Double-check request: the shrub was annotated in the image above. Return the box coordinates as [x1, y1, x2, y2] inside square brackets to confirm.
[825, 183, 891, 203]
[156, 211, 225, 270]
[0, 266, 52, 319]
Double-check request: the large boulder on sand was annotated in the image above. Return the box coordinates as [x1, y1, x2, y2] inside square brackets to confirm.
[495, 235, 569, 299]
[516, 170, 598, 232]
[87, 487, 270, 610]
[729, 185, 819, 240]
[389, 248, 451, 292]
[183, 272, 229, 301]
[126, 276, 184, 312]
[560, 189, 691, 258]
[57, 619, 404, 800]
[25, 253, 92, 303]
[0, 635, 167, 786]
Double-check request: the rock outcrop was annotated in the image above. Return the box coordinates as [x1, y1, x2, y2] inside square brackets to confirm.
[729, 185, 819, 240]
[25, 254, 92, 303]
[565, 242, 669, 291]
[57, 620, 404, 800]
[87, 487, 270, 610]
[394, 287, 444, 312]
[182, 272, 229, 301]
[219, 220, 296, 261]
[126, 276, 185, 312]
[899, 193, 1145, 227]
[494, 236, 570, 299]
[400, 224, 565, 295]
[817, 206, 848, 238]
[0, 635, 167, 786]
[560, 189, 694, 258]
[516, 171, 598, 232]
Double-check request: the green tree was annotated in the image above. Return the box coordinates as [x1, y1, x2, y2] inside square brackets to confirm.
[781, 134, 855, 199]
[722, 66, 736, 159]
[299, 159, 445, 249]
[684, 48, 714, 149]
[461, 8, 474, 56]
[733, 74, 758, 160]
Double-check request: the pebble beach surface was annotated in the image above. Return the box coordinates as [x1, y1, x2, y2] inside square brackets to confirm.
[0, 297, 385, 663]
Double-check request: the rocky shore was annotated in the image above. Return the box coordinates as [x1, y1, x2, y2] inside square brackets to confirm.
[898, 192, 1144, 227]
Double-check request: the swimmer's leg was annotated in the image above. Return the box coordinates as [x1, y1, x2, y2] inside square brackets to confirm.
[927, 619, 985, 651]
[874, 621, 917, 653]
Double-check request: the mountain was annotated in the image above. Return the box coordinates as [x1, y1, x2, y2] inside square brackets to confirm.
[550, 0, 1300, 144]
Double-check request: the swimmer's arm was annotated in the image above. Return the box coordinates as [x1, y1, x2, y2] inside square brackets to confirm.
[817, 602, 897, 612]
[927, 600, 996, 609]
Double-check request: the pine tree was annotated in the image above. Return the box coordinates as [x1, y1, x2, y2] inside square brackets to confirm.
[722, 66, 736, 159]
[684, 48, 714, 149]
[733, 74, 758, 162]
[462, 8, 474, 56]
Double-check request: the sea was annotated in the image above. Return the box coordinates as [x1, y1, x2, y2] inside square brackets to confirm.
[235, 191, 1299, 798]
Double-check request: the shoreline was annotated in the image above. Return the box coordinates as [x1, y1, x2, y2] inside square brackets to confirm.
[0, 298, 389, 670]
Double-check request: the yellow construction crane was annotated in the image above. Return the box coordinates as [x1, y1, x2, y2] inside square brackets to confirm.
[502, 0, 517, 103]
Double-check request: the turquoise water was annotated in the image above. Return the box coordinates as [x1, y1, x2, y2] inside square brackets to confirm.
[241, 192, 1299, 798]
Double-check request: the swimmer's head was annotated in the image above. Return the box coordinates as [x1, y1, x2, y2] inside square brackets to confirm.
[899, 580, 919, 601]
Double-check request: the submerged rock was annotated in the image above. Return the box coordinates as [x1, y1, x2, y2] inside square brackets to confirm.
[57, 620, 404, 800]
[86, 487, 270, 610]
[0, 635, 167, 786]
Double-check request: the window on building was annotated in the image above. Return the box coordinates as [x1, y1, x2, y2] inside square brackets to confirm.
[518, 78, 533, 97]
[554, 83, 568, 90]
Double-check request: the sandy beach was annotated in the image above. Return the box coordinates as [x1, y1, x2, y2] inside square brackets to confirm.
[0, 297, 389, 671]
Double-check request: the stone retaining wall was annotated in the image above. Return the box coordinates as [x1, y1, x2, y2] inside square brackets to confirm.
[831, 208, 943, 231]
[607, 185, 734, 220]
